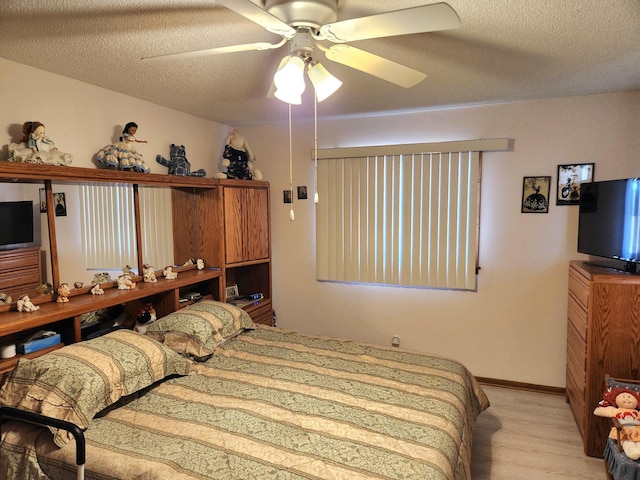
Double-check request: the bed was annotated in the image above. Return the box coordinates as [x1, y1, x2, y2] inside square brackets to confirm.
[0, 300, 489, 480]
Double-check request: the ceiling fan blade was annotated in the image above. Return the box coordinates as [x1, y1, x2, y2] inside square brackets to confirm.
[324, 44, 426, 88]
[319, 2, 460, 43]
[141, 39, 287, 61]
[216, 0, 296, 38]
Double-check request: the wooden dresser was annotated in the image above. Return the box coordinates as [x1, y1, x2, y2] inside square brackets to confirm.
[566, 260, 640, 457]
[0, 247, 42, 299]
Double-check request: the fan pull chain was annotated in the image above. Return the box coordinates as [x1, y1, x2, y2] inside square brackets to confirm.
[288, 102, 295, 221]
[314, 93, 319, 204]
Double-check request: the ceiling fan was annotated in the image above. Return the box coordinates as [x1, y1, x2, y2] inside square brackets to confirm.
[142, 0, 460, 100]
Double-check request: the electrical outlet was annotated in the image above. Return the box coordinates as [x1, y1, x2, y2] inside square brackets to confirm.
[391, 336, 400, 347]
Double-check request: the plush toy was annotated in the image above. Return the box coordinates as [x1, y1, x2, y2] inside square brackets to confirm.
[594, 385, 640, 459]
[134, 303, 157, 334]
[214, 129, 262, 180]
[156, 144, 206, 177]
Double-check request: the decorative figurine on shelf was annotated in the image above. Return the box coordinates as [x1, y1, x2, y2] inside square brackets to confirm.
[96, 121, 150, 173]
[8, 121, 73, 165]
[56, 283, 71, 303]
[90, 283, 104, 295]
[134, 303, 157, 334]
[197, 258, 205, 270]
[122, 265, 135, 275]
[36, 283, 54, 295]
[163, 265, 178, 280]
[214, 129, 262, 180]
[594, 384, 640, 460]
[117, 274, 136, 290]
[0, 293, 12, 305]
[73, 281, 83, 289]
[93, 272, 112, 284]
[156, 144, 206, 177]
[17, 294, 39, 312]
[143, 264, 157, 283]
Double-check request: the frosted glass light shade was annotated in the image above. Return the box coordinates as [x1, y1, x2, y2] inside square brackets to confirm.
[274, 88, 302, 105]
[307, 62, 342, 102]
[273, 55, 306, 94]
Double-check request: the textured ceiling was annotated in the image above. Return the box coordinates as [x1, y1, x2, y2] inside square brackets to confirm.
[1, 0, 639, 126]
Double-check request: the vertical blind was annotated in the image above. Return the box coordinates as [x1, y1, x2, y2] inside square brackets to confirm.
[316, 150, 480, 291]
[80, 185, 173, 270]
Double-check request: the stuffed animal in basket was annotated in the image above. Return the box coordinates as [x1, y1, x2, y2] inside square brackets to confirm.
[156, 144, 206, 177]
[214, 129, 262, 180]
[594, 385, 640, 459]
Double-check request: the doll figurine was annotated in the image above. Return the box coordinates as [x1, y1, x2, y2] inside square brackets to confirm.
[594, 386, 640, 459]
[8, 121, 73, 165]
[97, 121, 150, 173]
[90, 283, 104, 295]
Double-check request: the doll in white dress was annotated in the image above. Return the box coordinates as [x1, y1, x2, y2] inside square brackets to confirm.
[97, 121, 150, 173]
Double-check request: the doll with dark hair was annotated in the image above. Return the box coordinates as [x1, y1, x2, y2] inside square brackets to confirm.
[8, 121, 72, 165]
[97, 121, 150, 173]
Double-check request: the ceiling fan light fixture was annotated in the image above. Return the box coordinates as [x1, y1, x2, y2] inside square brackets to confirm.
[273, 55, 306, 94]
[274, 87, 302, 105]
[307, 61, 342, 101]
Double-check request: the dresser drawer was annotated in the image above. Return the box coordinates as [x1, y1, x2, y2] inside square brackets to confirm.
[567, 322, 586, 389]
[569, 266, 590, 309]
[567, 294, 588, 341]
[0, 266, 40, 291]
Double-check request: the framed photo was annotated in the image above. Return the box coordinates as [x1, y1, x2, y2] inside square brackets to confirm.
[556, 163, 594, 205]
[53, 192, 67, 217]
[39, 188, 47, 212]
[297, 185, 308, 200]
[283, 189, 292, 204]
[522, 176, 551, 213]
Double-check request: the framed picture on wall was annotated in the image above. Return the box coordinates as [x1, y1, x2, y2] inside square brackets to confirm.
[521, 176, 551, 213]
[556, 163, 594, 205]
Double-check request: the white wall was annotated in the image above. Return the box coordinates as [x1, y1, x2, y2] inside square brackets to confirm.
[240, 92, 640, 388]
[2, 56, 639, 387]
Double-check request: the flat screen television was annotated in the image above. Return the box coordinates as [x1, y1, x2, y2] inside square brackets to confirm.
[0, 200, 40, 251]
[578, 178, 640, 272]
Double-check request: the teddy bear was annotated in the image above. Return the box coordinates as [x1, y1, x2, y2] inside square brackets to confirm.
[156, 144, 206, 177]
[594, 384, 640, 459]
[56, 283, 71, 303]
[214, 129, 262, 180]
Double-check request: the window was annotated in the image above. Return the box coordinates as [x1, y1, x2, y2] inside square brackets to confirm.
[315, 139, 509, 291]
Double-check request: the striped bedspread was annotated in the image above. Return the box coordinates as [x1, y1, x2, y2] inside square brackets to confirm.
[1, 326, 489, 480]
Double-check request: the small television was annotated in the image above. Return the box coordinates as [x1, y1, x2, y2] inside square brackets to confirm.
[578, 178, 640, 272]
[0, 201, 41, 251]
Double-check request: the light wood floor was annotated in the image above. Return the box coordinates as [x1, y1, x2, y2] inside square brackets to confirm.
[471, 385, 606, 479]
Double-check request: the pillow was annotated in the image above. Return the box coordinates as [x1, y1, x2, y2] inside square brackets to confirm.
[0, 329, 191, 446]
[145, 300, 256, 361]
